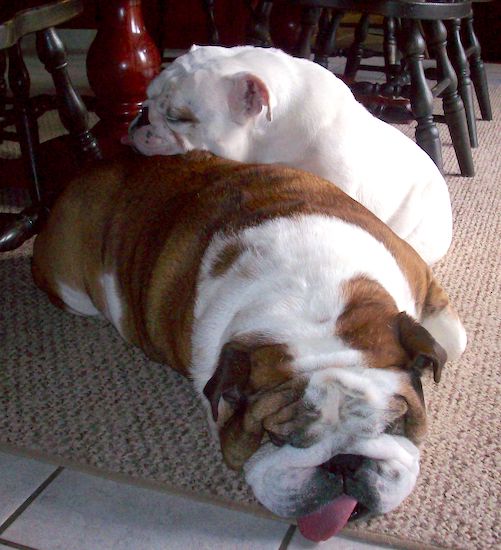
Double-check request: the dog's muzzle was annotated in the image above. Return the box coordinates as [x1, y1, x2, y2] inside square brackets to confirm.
[127, 104, 186, 156]
[245, 433, 420, 541]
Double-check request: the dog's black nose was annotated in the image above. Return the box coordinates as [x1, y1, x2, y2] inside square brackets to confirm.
[320, 454, 370, 522]
[321, 454, 365, 477]
[131, 106, 150, 130]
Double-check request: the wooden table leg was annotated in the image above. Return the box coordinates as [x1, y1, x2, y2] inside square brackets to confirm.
[8, 43, 41, 203]
[86, 0, 161, 157]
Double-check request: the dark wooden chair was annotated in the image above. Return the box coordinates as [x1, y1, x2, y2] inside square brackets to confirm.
[311, 1, 492, 150]
[293, 0, 478, 177]
[248, 1, 493, 177]
[0, 0, 101, 252]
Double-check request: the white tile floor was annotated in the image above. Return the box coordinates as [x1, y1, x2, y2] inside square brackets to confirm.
[0, 451, 394, 550]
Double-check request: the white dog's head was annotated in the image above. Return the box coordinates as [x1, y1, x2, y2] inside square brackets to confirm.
[128, 45, 284, 160]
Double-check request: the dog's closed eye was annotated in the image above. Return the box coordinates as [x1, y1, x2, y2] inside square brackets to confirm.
[165, 108, 198, 125]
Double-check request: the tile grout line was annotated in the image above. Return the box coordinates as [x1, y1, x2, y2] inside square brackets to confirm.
[0, 537, 40, 550]
[0, 466, 65, 536]
[278, 524, 296, 550]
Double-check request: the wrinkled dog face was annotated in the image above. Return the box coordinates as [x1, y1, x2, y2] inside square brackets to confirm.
[243, 366, 422, 522]
[128, 46, 273, 160]
[203, 313, 446, 522]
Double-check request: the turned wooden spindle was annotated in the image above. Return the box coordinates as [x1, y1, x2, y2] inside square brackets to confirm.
[36, 27, 102, 161]
[86, 0, 161, 155]
[398, 20, 443, 173]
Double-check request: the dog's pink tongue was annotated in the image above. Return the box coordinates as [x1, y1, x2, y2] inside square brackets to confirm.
[297, 495, 358, 542]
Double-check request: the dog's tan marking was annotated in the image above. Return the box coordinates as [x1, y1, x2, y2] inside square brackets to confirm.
[423, 278, 451, 315]
[210, 241, 245, 277]
[336, 276, 408, 370]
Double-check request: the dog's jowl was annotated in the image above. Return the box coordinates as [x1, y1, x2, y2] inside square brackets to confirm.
[32, 152, 466, 541]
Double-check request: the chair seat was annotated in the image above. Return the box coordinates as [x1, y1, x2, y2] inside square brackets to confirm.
[0, 0, 82, 49]
[295, 0, 472, 20]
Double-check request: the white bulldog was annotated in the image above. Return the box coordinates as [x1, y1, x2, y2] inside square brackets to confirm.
[129, 45, 453, 265]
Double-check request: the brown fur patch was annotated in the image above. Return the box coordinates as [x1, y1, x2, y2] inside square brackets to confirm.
[336, 276, 408, 370]
[397, 380, 428, 443]
[423, 278, 450, 316]
[204, 339, 304, 469]
[210, 241, 245, 277]
[248, 344, 293, 390]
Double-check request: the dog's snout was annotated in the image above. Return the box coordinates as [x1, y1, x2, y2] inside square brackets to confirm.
[321, 453, 365, 477]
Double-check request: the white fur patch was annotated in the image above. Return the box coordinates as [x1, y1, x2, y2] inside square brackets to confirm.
[422, 306, 467, 361]
[57, 282, 99, 317]
[191, 214, 416, 398]
[303, 366, 404, 442]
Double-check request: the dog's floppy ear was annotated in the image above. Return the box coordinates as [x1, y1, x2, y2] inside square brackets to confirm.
[203, 342, 252, 421]
[227, 72, 273, 124]
[204, 340, 299, 469]
[396, 312, 447, 383]
[203, 341, 292, 421]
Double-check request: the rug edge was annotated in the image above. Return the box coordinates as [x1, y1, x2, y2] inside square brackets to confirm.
[0, 441, 454, 550]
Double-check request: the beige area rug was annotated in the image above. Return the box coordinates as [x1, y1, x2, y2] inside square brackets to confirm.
[1, 82, 500, 550]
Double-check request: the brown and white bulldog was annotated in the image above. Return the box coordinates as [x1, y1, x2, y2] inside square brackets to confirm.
[32, 151, 466, 541]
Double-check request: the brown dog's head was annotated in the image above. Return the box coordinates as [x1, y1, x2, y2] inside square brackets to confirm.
[203, 311, 446, 524]
[205, 311, 445, 471]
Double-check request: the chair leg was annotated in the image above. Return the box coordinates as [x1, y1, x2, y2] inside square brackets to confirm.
[201, 0, 219, 45]
[296, 7, 322, 59]
[35, 28, 102, 161]
[314, 9, 344, 68]
[424, 20, 474, 176]
[463, 13, 492, 121]
[446, 18, 478, 147]
[383, 17, 400, 82]
[344, 13, 370, 78]
[246, 0, 274, 47]
[0, 43, 47, 252]
[0, 51, 6, 121]
[399, 20, 443, 173]
[8, 43, 42, 204]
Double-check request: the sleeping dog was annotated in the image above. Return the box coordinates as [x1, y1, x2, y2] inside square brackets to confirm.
[128, 45, 452, 265]
[32, 151, 466, 541]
